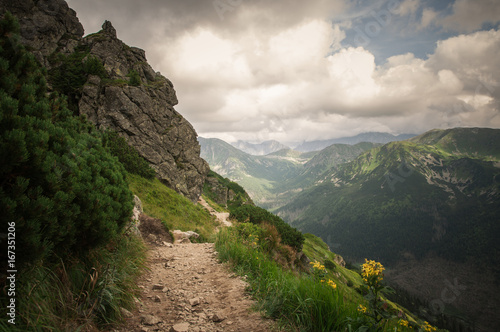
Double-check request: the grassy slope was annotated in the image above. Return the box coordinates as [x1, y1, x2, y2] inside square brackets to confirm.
[127, 173, 219, 241]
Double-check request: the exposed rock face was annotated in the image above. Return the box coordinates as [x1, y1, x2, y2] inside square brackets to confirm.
[204, 176, 236, 206]
[0, 0, 84, 67]
[79, 21, 208, 201]
[1, 0, 209, 201]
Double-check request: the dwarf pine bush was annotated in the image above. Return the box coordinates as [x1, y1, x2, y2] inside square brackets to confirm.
[0, 12, 133, 266]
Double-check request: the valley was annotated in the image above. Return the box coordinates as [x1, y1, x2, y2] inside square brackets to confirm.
[200, 128, 500, 332]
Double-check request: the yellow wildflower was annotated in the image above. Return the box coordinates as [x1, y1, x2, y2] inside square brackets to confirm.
[327, 279, 337, 289]
[357, 304, 368, 314]
[399, 319, 409, 327]
[310, 260, 326, 271]
[361, 259, 385, 285]
[422, 321, 436, 332]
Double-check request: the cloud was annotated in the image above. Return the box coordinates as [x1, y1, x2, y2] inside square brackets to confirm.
[394, 0, 420, 16]
[441, 0, 500, 32]
[419, 8, 438, 30]
[66, 0, 500, 143]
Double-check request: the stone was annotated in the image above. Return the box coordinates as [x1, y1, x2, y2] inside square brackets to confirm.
[334, 254, 346, 268]
[172, 230, 200, 243]
[141, 314, 161, 326]
[210, 312, 226, 323]
[152, 284, 164, 291]
[120, 307, 133, 318]
[189, 297, 200, 306]
[153, 295, 161, 303]
[78, 29, 209, 201]
[102, 20, 116, 38]
[169, 322, 190, 332]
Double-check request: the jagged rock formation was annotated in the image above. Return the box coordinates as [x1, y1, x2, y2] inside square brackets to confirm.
[79, 21, 208, 201]
[0, 0, 83, 68]
[1, 0, 209, 201]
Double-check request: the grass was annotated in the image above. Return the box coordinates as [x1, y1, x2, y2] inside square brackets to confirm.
[215, 227, 363, 331]
[0, 232, 147, 331]
[127, 173, 219, 241]
[302, 233, 364, 289]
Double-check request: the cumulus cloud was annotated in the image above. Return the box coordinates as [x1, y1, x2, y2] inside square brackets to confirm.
[66, 0, 500, 143]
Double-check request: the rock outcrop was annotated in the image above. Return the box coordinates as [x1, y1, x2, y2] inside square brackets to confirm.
[204, 176, 236, 206]
[0, 0, 84, 67]
[1, 0, 209, 201]
[79, 21, 208, 201]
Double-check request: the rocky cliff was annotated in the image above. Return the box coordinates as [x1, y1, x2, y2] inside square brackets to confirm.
[1, 0, 209, 201]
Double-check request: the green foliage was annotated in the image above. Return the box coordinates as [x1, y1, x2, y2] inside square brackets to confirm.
[103, 130, 156, 179]
[49, 46, 107, 112]
[230, 204, 304, 251]
[0, 13, 133, 266]
[127, 69, 141, 86]
[324, 259, 336, 270]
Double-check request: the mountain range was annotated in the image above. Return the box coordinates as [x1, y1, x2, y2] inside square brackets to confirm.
[294, 132, 416, 152]
[199, 136, 380, 207]
[231, 140, 290, 155]
[200, 127, 500, 331]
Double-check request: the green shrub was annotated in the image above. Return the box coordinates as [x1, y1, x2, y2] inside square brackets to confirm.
[127, 69, 141, 86]
[49, 47, 107, 112]
[0, 13, 133, 266]
[103, 130, 156, 179]
[230, 204, 304, 251]
[324, 259, 336, 270]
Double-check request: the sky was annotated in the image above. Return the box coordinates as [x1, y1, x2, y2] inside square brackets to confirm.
[66, 0, 500, 144]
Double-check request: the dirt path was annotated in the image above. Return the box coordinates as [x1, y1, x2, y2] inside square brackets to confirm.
[198, 197, 232, 227]
[118, 205, 273, 332]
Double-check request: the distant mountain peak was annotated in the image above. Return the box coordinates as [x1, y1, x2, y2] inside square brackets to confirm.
[231, 140, 290, 156]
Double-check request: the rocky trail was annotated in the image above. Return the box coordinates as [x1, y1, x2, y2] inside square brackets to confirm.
[117, 200, 274, 332]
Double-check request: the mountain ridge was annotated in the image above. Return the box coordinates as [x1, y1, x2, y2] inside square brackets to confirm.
[294, 132, 416, 152]
[276, 127, 500, 332]
[231, 139, 290, 156]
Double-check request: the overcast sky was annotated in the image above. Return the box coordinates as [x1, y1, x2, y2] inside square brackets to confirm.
[66, 0, 500, 144]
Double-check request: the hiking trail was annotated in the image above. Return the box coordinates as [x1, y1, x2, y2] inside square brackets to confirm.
[117, 198, 273, 332]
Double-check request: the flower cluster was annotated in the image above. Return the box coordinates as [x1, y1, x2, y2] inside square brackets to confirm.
[326, 279, 337, 289]
[310, 260, 328, 281]
[248, 233, 259, 248]
[320, 278, 337, 289]
[357, 304, 368, 314]
[421, 321, 437, 332]
[361, 259, 385, 286]
[310, 261, 326, 272]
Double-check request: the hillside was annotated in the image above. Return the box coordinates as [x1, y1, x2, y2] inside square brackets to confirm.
[277, 127, 500, 331]
[199, 137, 378, 209]
[199, 137, 305, 203]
